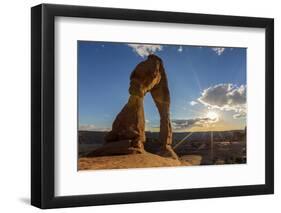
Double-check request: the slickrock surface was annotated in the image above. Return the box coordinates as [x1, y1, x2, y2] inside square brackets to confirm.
[79, 152, 191, 170]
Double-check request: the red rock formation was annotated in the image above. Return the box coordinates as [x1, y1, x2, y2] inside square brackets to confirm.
[88, 54, 178, 159]
[104, 95, 146, 154]
[150, 56, 177, 159]
[80, 152, 191, 170]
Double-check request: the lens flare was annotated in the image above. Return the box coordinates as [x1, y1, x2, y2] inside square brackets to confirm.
[206, 111, 219, 121]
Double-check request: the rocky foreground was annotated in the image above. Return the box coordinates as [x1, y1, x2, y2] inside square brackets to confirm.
[79, 152, 198, 170]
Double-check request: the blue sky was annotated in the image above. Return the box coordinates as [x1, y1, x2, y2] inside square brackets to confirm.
[78, 41, 246, 132]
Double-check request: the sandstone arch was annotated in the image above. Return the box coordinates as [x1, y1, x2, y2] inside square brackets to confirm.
[89, 54, 178, 159]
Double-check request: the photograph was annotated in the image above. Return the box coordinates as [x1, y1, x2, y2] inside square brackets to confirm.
[30, 3, 274, 209]
[78, 41, 247, 170]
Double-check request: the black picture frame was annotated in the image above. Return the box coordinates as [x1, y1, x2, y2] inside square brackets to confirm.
[31, 3, 274, 209]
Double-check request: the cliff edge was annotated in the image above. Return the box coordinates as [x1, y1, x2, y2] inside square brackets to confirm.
[79, 152, 192, 170]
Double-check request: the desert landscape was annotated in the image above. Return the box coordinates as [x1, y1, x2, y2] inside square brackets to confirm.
[78, 129, 246, 170]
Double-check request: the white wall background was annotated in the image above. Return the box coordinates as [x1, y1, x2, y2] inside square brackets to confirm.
[0, 0, 279, 212]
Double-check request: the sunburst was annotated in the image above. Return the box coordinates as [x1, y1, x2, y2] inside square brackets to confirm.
[206, 111, 219, 122]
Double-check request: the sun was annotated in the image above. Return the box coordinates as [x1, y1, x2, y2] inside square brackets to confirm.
[206, 111, 219, 121]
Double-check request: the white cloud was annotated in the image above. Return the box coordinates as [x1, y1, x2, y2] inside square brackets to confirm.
[172, 117, 217, 130]
[190, 101, 198, 106]
[178, 46, 183, 52]
[79, 124, 110, 131]
[233, 111, 246, 119]
[198, 83, 246, 119]
[127, 44, 163, 57]
[212, 48, 225, 55]
[79, 124, 96, 131]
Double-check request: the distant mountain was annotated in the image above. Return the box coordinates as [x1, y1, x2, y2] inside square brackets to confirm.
[78, 131, 107, 145]
[78, 130, 246, 165]
[79, 130, 246, 145]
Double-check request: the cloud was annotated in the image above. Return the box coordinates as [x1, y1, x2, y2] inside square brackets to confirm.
[127, 44, 163, 57]
[212, 48, 225, 55]
[172, 117, 216, 130]
[190, 101, 198, 106]
[79, 124, 96, 131]
[233, 111, 246, 119]
[198, 83, 246, 119]
[79, 124, 110, 131]
[178, 46, 183, 52]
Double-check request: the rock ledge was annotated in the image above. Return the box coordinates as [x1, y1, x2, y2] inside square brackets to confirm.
[79, 152, 191, 170]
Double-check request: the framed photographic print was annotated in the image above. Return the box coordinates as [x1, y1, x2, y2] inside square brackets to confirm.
[31, 3, 274, 209]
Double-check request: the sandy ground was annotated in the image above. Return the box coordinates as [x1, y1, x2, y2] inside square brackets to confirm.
[79, 152, 193, 170]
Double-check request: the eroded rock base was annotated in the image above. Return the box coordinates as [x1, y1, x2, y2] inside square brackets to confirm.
[79, 152, 191, 170]
[85, 140, 145, 157]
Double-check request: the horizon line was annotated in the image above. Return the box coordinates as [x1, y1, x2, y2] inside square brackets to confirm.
[78, 129, 246, 133]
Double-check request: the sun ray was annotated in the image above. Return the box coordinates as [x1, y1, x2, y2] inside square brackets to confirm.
[190, 62, 202, 92]
[173, 131, 194, 150]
